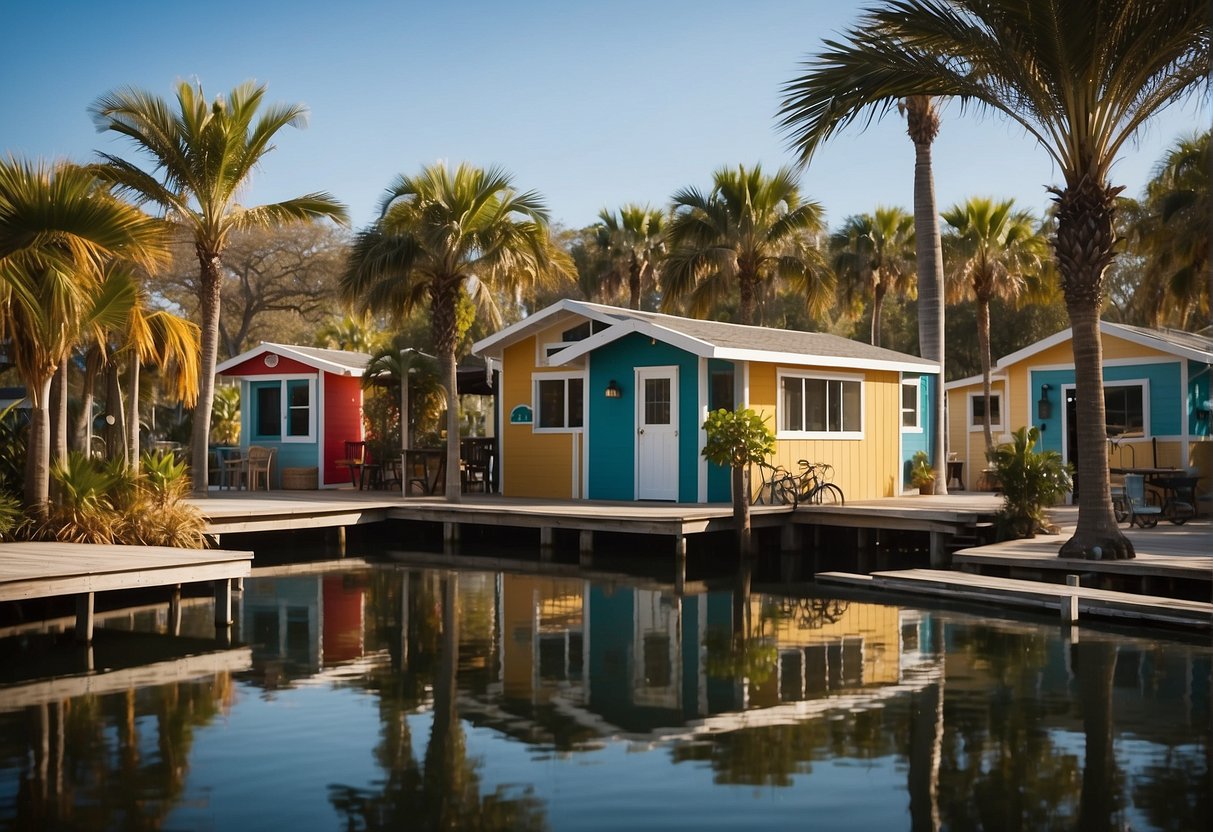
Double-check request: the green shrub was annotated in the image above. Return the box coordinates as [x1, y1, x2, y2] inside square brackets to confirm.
[0, 494, 22, 540]
[39, 452, 124, 543]
[909, 450, 935, 490]
[0, 404, 28, 498]
[989, 426, 1073, 539]
[129, 450, 205, 548]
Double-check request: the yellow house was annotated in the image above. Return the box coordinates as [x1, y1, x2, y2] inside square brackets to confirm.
[945, 322, 1213, 494]
[473, 300, 941, 503]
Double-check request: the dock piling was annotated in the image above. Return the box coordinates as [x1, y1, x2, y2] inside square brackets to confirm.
[75, 592, 94, 643]
[1062, 574, 1080, 623]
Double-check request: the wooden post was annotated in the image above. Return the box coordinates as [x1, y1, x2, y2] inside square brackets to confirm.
[674, 534, 687, 595]
[1062, 574, 1080, 624]
[336, 526, 347, 557]
[75, 592, 94, 643]
[781, 522, 801, 553]
[929, 532, 947, 568]
[231, 576, 244, 592]
[444, 522, 460, 547]
[168, 584, 182, 637]
[579, 529, 594, 556]
[539, 527, 554, 561]
[215, 578, 233, 628]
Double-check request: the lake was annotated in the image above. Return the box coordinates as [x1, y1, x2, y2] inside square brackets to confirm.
[0, 553, 1208, 830]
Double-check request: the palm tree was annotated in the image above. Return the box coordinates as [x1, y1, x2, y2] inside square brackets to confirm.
[592, 204, 666, 310]
[0, 157, 165, 517]
[943, 198, 1048, 453]
[1131, 130, 1210, 329]
[781, 61, 950, 492]
[90, 80, 348, 496]
[663, 164, 832, 326]
[341, 162, 571, 501]
[829, 207, 916, 347]
[772, 0, 1208, 559]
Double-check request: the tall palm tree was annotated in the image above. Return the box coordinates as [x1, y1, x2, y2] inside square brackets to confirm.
[663, 164, 832, 326]
[829, 207, 916, 347]
[342, 162, 571, 501]
[942, 198, 1048, 452]
[90, 80, 348, 495]
[772, 0, 1208, 559]
[1131, 130, 1210, 329]
[781, 68, 950, 492]
[0, 157, 165, 517]
[592, 204, 666, 310]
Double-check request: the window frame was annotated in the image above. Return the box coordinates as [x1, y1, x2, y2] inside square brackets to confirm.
[531, 371, 586, 433]
[901, 377, 922, 432]
[776, 369, 865, 440]
[967, 390, 1003, 432]
[249, 375, 317, 443]
[1103, 380, 1148, 438]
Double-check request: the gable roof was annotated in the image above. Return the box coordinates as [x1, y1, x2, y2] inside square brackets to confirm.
[991, 320, 1213, 370]
[216, 342, 372, 377]
[473, 300, 939, 375]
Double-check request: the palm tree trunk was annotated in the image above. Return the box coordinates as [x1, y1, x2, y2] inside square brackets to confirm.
[24, 374, 53, 521]
[739, 274, 756, 326]
[72, 347, 101, 455]
[978, 299, 994, 454]
[105, 361, 127, 463]
[629, 257, 641, 310]
[871, 281, 886, 347]
[127, 357, 140, 467]
[1054, 177, 1132, 560]
[190, 248, 223, 497]
[906, 96, 948, 494]
[431, 281, 462, 503]
[50, 361, 68, 466]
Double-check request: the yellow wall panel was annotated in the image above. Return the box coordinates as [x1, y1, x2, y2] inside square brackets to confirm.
[501, 337, 577, 498]
[748, 363, 903, 500]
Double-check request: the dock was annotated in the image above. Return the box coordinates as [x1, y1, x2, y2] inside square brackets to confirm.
[0, 542, 253, 642]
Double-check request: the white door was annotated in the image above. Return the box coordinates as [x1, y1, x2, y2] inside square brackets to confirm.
[636, 366, 679, 500]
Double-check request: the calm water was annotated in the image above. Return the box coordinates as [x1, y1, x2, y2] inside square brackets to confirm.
[0, 555, 1209, 831]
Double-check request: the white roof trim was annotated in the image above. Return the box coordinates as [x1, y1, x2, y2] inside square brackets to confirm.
[715, 347, 938, 374]
[216, 342, 366, 377]
[546, 318, 716, 365]
[993, 321, 1213, 369]
[471, 298, 623, 358]
[944, 372, 1007, 391]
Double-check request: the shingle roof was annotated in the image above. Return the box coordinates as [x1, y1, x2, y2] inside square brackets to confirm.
[1106, 323, 1213, 361]
[590, 305, 938, 368]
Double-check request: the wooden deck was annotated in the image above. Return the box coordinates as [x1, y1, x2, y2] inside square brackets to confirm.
[792, 493, 1002, 533]
[818, 569, 1213, 629]
[0, 541, 253, 642]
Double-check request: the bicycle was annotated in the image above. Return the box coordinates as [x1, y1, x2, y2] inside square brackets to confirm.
[788, 459, 845, 507]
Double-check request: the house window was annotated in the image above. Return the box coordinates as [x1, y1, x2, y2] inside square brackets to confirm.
[778, 372, 862, 437]
[970, 392, 1002, 430]
[254, 383, 281, 439]
[252, 377, 316, 442]
[902, 379, 921, 430]
[710, 369, 735, 411]
[1105, 384, 1145, 437]
[535, 375, 584, 430]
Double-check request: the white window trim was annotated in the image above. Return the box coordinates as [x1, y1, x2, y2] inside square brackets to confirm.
[776, 368, 865, 440]
[1103, 378, 1151, 438]
[532, 371, 586, 433]
[967, 389, 1003, 432]
[901, 377, 922, 432]
[251, 375, 317, 443]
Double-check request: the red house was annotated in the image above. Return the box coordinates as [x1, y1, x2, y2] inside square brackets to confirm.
[216, 343, 370, 488]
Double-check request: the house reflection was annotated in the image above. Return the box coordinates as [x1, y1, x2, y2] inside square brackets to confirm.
[452, 571, 940, 742]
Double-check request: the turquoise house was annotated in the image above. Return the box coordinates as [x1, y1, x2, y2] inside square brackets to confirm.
[473, 300, 940, 503]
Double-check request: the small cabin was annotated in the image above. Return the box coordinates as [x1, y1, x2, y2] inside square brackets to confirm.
[944, 322, 1213, 494]
[216, 343, 370, 488]
[472, 300, 940, 503]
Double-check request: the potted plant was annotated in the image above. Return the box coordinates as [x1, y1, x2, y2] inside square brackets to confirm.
[988, 426, 1073, 539]
[910, 450, 936, 495]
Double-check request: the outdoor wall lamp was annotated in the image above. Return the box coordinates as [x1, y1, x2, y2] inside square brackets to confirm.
[1037, 384, 1052, 421]
[605, 380, 622, 399]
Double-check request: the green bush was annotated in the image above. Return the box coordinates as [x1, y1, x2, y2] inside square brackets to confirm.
[988, 426, 1073, 539]
[909, 450, 935, 490]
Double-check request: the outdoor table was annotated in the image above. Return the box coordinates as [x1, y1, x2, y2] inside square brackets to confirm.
[404, 449, 445, 495]
[217, 448, 246, 490]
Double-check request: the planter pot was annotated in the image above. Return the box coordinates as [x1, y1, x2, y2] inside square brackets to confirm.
[917, 483, 934, 495]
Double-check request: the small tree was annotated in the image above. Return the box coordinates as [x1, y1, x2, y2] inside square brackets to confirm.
[702, 408, 776, 556]
[989, 426, 1073, 541]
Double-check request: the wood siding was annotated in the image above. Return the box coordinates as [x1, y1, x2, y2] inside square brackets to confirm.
[501, 337, 578, 498]
[749, 363, 903, 501]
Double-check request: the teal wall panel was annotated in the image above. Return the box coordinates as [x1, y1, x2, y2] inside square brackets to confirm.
[901, 373, 933, 486]
[588, 333, 702, 502]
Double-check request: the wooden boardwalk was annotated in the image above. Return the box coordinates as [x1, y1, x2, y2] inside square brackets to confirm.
[818, 568, 1213, 629]
[792, 493, 1002, 533]
[0, 542, 252, 642]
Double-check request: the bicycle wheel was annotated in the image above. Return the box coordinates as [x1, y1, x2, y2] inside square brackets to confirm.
[813, 483, 845, 505]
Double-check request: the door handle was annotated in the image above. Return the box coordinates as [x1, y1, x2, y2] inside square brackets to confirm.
[638, 428, 645, 435]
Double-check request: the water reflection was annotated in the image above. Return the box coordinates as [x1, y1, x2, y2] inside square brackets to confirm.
[0, 560, 1208, 830]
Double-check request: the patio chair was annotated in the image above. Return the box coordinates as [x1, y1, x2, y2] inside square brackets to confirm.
[1122, 473, 1161, 528]
[247, 445, 275, 491]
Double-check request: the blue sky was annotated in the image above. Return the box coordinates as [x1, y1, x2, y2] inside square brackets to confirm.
[3, 1, 1207, 232]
